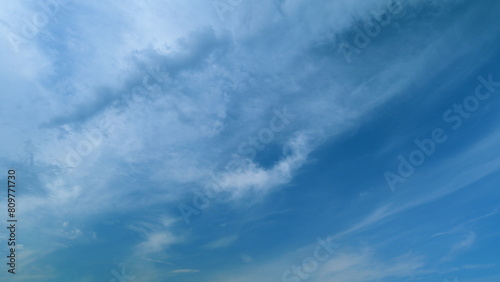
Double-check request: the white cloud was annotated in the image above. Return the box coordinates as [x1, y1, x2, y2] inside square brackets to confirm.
[315, 250, 425, 282]
[440, 232, 477, 262]
[171, 269, 200, 273]
[209, 244, 426, 282]
[0, 0, 497, 279]
[208, 131, 316, 198]
[137, 231, 178, 255]
[205, 235, 238, 249]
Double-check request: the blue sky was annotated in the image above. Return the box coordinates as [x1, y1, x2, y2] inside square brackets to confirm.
[1, 0, 500, 281]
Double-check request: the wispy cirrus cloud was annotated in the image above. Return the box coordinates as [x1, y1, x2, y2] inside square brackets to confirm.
[205, 235, 238, 249]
